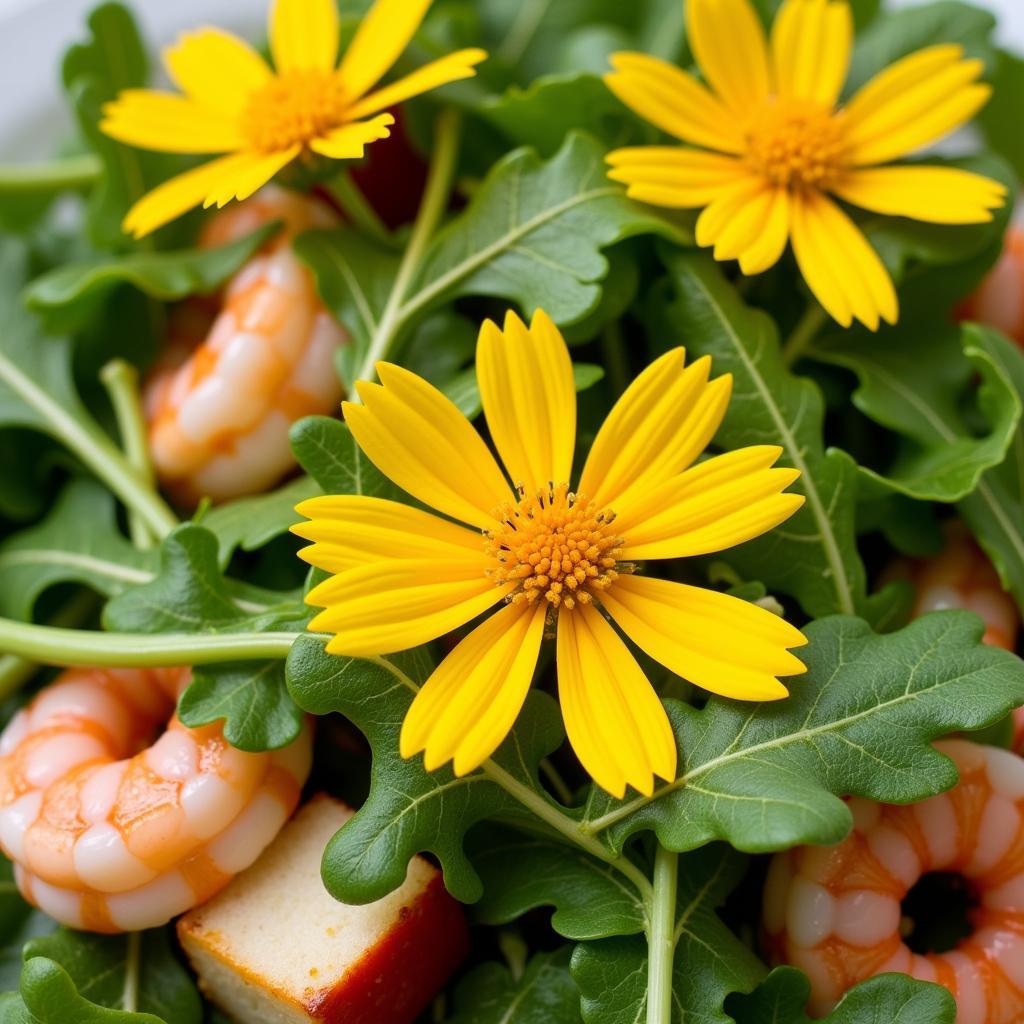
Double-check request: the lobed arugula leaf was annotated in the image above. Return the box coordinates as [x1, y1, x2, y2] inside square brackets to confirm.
[446, 949, 582, 1024]
[580, 612, 1024, 856]
[289, 415, 399, 499]
[727, 967, 956, 1024]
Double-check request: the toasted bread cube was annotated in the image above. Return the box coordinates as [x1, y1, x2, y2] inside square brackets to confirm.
[178, 794, 469, 1024]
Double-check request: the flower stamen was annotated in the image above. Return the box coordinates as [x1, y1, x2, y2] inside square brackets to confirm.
[745, 97, 844, 189]
[241, 70, 349, 153]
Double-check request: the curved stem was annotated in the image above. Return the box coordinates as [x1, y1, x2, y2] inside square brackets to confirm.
[0, 618, 302, 667]
[0, 349, 178, 540]
[327, 170, 393, 248]
[646, 843, 678, 1024]
[0, 154, 101, 195]
[782, 303, 827, 367]
[100, 359, 162, 549]
[350, 108, 462, 395]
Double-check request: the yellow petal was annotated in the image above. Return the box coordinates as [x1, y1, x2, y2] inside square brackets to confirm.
[344, 363, 512, 531]
[121, 152, 254, 238]
[694, 176, 769, 250]
[292, 495, 484, 574]
[556, 603, 676, 799]
[337, 0, 432, 101]
[842, 45, 991, 166]
[400, 601, 546, 775]
[101, 90, 244, 153]
[738, 188, 791, 276]
[602, 575, 807, 701]
[164, 28, 271, 118]
[579, 349, 732, 512]
[832, 165, 1007, 225]
[790, 190, 898, 330]
[617, 446, 804, 559]
[203, 145, 301, 208]
[348, 49, 488, 120]
[605, 52, 743, 154]
[306, 559, 509, 656]
[476, 310, 576, 494]
[605, 147, 750, 209]
[309, 114, 394, 159]
[269, 0, 340, 73]
[771, 0, 853, 108]
[687, 0, 771, 116]
[699, 186, 787, 269]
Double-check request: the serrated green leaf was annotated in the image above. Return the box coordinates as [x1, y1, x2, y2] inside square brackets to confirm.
[24, 224, 277, 334]
[580, 612, 1024, 856]
[659, 248, 883, 621]
[443, 362, 605, 420]
[809, 322, 1020, 502]
[0, 480, 155, 621]
[285, 636, 565, 904]
[571, 847, 763, 1024]
[446, 949, 581, 1024]
[727, 967, 956, 1024]
[289, 415, 398, 499]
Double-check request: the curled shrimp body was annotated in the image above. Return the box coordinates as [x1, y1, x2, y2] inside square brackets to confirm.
[763, 740, 1024, 1023]
[145, 185, 346, 505]
[960, 226, 1024, 347]
[0, 667, 311, 933]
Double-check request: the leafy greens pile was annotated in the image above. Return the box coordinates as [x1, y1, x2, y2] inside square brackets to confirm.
[1, 1, 1024, 1022]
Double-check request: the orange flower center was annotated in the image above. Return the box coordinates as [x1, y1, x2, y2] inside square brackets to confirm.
[242, 70, 348, 153]
[484, 484, 625, 611]
[745, 97, 844, 189]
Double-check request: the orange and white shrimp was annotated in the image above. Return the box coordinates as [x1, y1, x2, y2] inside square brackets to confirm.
[145, 185, 347, 505]
[0, 666, 311, 933]
[959, 225, 1024, 347]
[763, 740, 1024, 1023]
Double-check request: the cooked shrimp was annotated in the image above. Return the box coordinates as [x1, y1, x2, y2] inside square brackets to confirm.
[145, 185, 347, 505]
[0, 666, 311, 933]
[763, 739, 1024, 1023]
[959, 225, 1024, 347]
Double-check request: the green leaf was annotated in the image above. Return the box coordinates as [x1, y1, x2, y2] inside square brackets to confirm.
[9, 928, 201, 1024]
[0, 859, 53, 992]
[285, 636, 565, 904]
[728, 967, 956, 1024]
[659, 248, 880, 621]
[980, 50, 1024, 181]
[469, 826, 645, 940]
[443, 362, 605, 419]
[289, 415, 399, 499]
[809, 321, 1021, 502]
[24, 224, 277, 334]
[571, 847, 764, 1024]
[0, 479, 156, 621]
[446, 949, 581, 1024]
[580, 612, 1024, 856]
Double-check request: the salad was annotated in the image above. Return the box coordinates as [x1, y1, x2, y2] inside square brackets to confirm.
[0, 0, 1023, 1021]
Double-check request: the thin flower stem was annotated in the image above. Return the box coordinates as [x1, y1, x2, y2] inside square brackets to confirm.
[0, 349, 178, 540]
[0, 154, 101, 194]
[600, 321, 630, 399]
[327, 170, 394, 248]
[0, 618, 302, 667]
[351, 108, 462, 395]
[122, 931, 141, 1013]
[539, 756, 575, 806]
[646, 843, 679, 1024]
[100, 359, 162, 549]
[782, 303, 828, 367]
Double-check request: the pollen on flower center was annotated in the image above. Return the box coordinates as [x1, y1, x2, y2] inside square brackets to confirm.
[745, 97, 844, 189]
[242, 71, 349, 153]
[484, 483, 626, 611]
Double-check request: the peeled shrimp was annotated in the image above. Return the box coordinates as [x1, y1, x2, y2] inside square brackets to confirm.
[145, 185, 347, 505]
[0, 666, 311, 933]
[959, 225, 1024, 347]
[763, 739, 1024, 1023]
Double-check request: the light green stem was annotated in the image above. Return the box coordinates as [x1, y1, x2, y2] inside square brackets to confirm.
[100, 359, 165, 549]
[351, 108, 462, 395]
[0, 349, 178, 540]
[646, 843, 679, 1024]
[782, 303, 828, 367]
[122, 931, 141, 1013]
[327, 170, 393, 247]
[0, 618, 302, 667]
[0, 154, 101, 195]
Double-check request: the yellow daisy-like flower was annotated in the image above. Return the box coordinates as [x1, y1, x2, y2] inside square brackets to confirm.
[292, 310, 808, 798]
[101, 0, 486, 238]
[604, 0, 1007, 330]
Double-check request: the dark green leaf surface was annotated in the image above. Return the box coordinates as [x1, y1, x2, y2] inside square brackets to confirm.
[0, 860, 53, 993]
[289, 415, 398, 500]
[980, 49, 1024, 180]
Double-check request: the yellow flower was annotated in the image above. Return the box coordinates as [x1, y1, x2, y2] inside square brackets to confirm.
[604, 0, 1007, 330]
[101, 0, 486, 238]
[292, 310, 808, 798]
